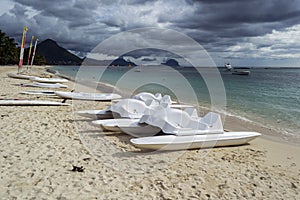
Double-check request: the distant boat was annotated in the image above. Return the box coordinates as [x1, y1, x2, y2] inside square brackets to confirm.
[135, 65, 142, 72]
[232, 70, 250, 75]
[224, 63, 250, 76]
[224, 63, 233, 71]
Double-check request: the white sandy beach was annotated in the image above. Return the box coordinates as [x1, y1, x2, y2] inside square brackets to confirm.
[0, 65, 299, 199]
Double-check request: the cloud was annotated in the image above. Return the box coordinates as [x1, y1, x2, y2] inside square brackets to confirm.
[0, 0, 300, 66]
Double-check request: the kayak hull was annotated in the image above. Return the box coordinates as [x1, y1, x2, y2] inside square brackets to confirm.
[131, 132, 261, 150]
[55, 91, 121, 101]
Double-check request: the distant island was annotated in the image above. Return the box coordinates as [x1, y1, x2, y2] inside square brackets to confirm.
[161, 59, 180, 67]
[109, 57, 137, 66]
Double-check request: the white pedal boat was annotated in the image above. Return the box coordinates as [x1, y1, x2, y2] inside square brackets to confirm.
[132, 92, 162, 102]
[91, 118, 161, 137]
[92, 118, 161, 137]
[23, 82, 68, 88]
[91, 107, 201, 136]
[30, 77, 69, 83]
[76, 95, 194, 120]
[76, 98, 155, 119]
[54, 91, 122, 101]
[138, 108, 222, 135]
[130, 132, 261, 150]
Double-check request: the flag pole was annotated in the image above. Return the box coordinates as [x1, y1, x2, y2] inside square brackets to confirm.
[26, 35, 34, 72]
[30, 38, 39, 67]
[18, 26, 28, 74]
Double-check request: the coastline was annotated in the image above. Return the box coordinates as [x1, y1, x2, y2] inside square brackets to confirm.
[1, 65, 299, 199]
[50, 65, 300, 146]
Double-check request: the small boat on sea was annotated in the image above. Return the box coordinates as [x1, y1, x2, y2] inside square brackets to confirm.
[224, 63, 233, 71]
[224, 63, 250, 76]
[232, 70, 250, 75]
[134, 65, 142, 72]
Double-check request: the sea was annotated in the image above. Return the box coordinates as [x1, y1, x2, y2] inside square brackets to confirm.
[51, 65, 300, 140]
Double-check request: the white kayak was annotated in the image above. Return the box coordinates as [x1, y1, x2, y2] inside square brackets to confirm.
[130, 132, 261, 150]
[0, 99, 70, 106]
[76, 109, 113, 119]
[20, 90, 56, 96]
[92, 118, 161, 137]
[54, 91, 122, 101]
[23, 82, 68, 88]
[92, 118, 138, 131]
[30, 77, 69, 83]
[7, 73, 37, 80]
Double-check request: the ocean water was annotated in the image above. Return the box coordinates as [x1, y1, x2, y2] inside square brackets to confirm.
[52, 65, 300, 137]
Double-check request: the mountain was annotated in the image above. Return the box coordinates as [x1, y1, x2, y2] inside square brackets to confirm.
[109, 57, 137, 66]
[37, 39, 82, 65]
[161, 58, 180, 67]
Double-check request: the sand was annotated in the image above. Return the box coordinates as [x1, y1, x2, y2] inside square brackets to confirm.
[0, 65, 299, 199]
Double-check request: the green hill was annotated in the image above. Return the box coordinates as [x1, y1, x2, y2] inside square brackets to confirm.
[37, 39, 82, 65]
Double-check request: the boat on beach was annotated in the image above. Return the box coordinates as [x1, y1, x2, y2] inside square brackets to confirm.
[91, 107, 200, 137]
[30, 77, 69, 83]
[91, 118, 161, 137]
[20, 90, 56, 96]
[76, 91, 261, 151]
[130, 132, 261, 150]
[77, 94, 193, 120]
[7, 73, 37, 80]
[77, 109, 113, 119]
[54, 91, 122, 101]
[0, 99, 70, 106]
[23, 82, 68, 88]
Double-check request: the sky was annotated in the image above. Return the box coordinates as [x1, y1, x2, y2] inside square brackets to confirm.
[0, 0, 300, 67]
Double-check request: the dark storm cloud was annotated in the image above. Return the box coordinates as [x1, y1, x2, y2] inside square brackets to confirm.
[0, 0, 300, 66]
[0, 0, 106, 52]
[142, 57, 157, 62]
[14, 0, 99, 27]
[124, 49, 181, 59]
[171, 0, 300, 35]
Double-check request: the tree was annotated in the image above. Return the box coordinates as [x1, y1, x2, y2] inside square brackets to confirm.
[0, 30, 19, 65]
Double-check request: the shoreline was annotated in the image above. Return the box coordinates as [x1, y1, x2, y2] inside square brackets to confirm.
[1, 65, 299, 199]
[49, 65, 300, 147]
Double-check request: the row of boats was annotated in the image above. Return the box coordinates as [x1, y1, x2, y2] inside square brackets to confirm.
[75, 92, 261, 151]
[6, 72, 260, 151]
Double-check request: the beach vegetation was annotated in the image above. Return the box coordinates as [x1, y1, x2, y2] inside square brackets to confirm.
[0, 30, 46, 65]
[0, 30, 19, 65]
